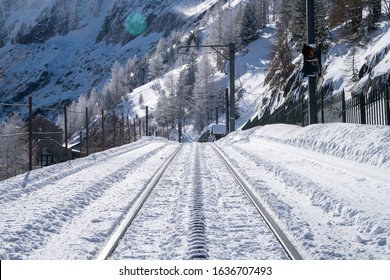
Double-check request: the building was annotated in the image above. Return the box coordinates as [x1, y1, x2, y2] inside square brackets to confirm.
[32, 116, 72, 166]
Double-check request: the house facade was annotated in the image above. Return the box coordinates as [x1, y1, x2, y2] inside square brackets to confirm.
[32, 116, 71, 166]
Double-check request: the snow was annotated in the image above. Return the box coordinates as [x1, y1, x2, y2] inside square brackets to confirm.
[1, 0, 390, 270]
[322, 20, 390, 96]
[0, 123, 389, 260]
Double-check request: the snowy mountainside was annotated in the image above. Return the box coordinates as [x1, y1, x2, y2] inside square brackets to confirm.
[322, 20, 390, 98]
[0, 0, 220, 120]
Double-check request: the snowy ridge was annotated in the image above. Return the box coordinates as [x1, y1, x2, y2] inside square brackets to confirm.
[217, 123, 390, 259]
[231, 123, 390, 170]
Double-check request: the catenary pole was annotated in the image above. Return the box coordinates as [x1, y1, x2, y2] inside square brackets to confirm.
[307, 0, 317, 124]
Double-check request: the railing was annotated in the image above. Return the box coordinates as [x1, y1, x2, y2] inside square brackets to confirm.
[243, 83, 390, 130]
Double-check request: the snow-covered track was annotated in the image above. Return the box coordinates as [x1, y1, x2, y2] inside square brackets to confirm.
[96, 145, 183, 260]
[210, 144, 303, 260]
[0, 140, 161, 204]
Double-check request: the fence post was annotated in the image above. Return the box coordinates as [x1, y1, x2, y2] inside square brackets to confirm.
[28, 96, 33, 171]
[360, 93, 366, 124]
[133, 118, 136, 142]
[386, 83, 390, 125]
[341, 90, 346, 123]
[320, 88, 324, 123]
[301, 97, 305, 127]
[139, 119, 142, 137]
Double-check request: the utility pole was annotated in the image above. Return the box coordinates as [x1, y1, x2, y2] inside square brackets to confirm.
[28, 96, 33, 171]
[85, 107, 89, 156]
[225, 88, 229, 133]
[307, 0, 317, 124]
[229, 43, 236, 131]
[101, 109, 105, 151]
[113, 110, 116, 147]
[64, 104, 68, 161]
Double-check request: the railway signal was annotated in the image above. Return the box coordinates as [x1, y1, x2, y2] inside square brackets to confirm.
[302, 44, 319, 76]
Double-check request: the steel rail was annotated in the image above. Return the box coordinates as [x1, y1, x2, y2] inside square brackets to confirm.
[211, 144, 303, 260]
[96, 144, 183, 260]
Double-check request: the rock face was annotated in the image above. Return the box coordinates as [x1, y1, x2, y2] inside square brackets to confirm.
[95, 0, 186, 45]
[0, 0, 109, 46]
[0, 0, 194, 46]
[0, 0, 206, 120]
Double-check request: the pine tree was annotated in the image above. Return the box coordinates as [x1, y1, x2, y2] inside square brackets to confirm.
[291, 0, 306, 50]
[329, 0, 363, 38]
[265, 0, 293, 88]
[367, 0, 382, 31]
[138, 94, 144, 107]
[240, 1, 259, 45]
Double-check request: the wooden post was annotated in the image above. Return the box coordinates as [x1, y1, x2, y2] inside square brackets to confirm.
[225, 88, 229, 133]
[64, 103, 68, 161]
[28, 96, 33, 171]
[85, 107, 89, 156]
[145, 106, 149, 136]
[121, 112, 124, 145]
[101, 109, 105, 151]
[113, 110, 116, 147]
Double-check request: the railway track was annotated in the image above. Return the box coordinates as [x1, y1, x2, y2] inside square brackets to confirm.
[210, 144, 303, 260]
[97, 144, 183, 260]
[96, 143, 303, 260]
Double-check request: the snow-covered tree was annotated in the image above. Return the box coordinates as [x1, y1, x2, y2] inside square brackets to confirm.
[193, 54, 216, 132]
[138, 94, 144, 107]
[148, 37, 167, 79]
[384, 0, 390, 19]
[124, 56, 137, 92]
[100, 61, 127, 110]
[265, 0, 293, 88]
[58, 87, 102, 140]
[0, 112, 28, 180]
[291, 0, 329, 50]
[291, 0, 306, 49]
[240, 1, 259, 45]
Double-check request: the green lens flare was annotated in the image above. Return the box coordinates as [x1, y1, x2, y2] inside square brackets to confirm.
[124, 13, 147, 36]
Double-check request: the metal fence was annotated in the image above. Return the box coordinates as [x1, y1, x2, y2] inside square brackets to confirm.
[243, 83, 390, 130]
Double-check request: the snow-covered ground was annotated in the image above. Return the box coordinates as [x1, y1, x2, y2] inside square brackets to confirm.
[0, 123, 389, 260]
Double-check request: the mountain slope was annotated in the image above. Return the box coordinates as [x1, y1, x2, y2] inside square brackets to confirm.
[0, 0, 220, 120]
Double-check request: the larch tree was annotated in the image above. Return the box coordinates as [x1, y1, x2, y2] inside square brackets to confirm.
[0, 112, 28, 180]
[101, 61, 127, 110]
